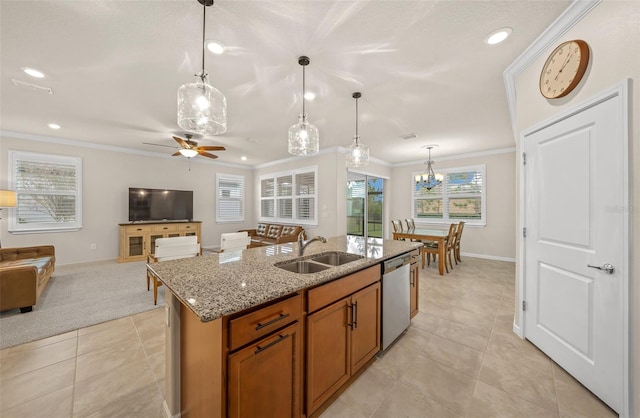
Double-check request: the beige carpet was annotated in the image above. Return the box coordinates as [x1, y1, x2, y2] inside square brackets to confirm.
[0, 260, 163, 349]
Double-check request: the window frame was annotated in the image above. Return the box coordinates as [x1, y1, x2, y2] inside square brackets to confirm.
[259, 165, 318, 226]
[216, 173, 245, 223]
[8, 150, 83, 233]
[411, 164, 486, 226]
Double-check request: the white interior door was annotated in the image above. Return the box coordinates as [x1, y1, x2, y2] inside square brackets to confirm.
[523, 86, 628, 413]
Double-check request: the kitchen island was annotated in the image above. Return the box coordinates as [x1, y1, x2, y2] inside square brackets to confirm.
[148, 235, 421, 418]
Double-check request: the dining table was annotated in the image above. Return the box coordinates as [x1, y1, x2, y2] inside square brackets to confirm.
[392, 228, 449, 275]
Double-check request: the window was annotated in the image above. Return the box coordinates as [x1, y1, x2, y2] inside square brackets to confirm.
[8, 150, 82, 232]
[216, 173, 245, 222]
[259, 166, 317, 225]
[412, 164, 485, 226]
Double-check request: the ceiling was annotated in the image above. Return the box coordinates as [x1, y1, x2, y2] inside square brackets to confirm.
[0, 0, 571, 167]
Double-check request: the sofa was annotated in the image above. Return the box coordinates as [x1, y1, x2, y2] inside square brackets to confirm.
[0, 246, 55, 313]
[240, 224, 305, 248]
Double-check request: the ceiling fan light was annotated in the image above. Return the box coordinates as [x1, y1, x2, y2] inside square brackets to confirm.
[179, 148, 199, 158]
[177, 79, 227, 135]
[288, 114, 319, 156]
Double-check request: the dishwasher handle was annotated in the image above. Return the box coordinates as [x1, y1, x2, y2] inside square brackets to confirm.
[383, 253, 411, 273]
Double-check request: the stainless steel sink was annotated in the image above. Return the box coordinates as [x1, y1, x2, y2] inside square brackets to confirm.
[275, 260, 331, 274]
[310, 252, 364, 266]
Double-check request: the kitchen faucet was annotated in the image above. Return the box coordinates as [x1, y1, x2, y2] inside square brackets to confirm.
[298, 232, 327, 256]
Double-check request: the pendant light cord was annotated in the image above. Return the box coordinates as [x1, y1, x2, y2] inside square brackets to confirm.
[302, 64, 306, 122]
[355, 96, 359, 145]
[200, 0, 207, 81]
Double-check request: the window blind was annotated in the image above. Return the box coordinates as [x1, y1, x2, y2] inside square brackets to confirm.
[216, 174, 245, 222]
[10, 151, 82, 232]
[259, 166, 318, 225]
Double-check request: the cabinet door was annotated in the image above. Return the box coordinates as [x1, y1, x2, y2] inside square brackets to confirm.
[228, 322, 301, 418]
[306, 297, 351, 414]
[410, 263, 419, 318]
[350, 282, 381, 373]
[126, 228, 146, 258]
[148, 234, 164, 256]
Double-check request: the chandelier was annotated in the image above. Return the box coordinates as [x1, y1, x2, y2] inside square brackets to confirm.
[177, 0, 227, 135]
[346, 92, 369, 167]
[415, 146, 443, 190]
[288, 56, 319, 156]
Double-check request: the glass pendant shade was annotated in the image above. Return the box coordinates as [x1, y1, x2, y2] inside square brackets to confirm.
[177, 0, 227, 136]
[346, 92, 369, 167]
[346, 137, 369, 167]
[177, 77, 227, 135]
[288, 114, 319, 156]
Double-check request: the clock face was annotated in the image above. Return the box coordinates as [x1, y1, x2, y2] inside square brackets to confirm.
[539, 40, 590, 99]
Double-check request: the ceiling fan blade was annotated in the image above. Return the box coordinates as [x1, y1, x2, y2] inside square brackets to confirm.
[143, 142, 177, 149]
[173, 136, 189, 148]
[197, 146, 226, 151]
[171, 151, 182, 157]
[198, 151, 218, 159]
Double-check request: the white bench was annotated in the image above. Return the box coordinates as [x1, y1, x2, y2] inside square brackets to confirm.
[146, 236, 201, 305]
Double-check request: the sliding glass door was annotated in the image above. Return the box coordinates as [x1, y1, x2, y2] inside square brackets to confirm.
[346, 173, 383, 238]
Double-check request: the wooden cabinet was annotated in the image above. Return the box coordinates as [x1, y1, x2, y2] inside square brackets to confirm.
[227, 294, 303, 418]
[306, 266, 381, 415]
[118, 222, 201, 262]
[228, 322, 302, 418]
[410, 249, 420, 318]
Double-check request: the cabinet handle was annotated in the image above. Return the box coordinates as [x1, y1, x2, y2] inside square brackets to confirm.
[347, 304, 354, 329]
[255, 334, 289, 355]
[137, 228, 143, 231]
[352, 301, 358, 329]
[255, 313, 289, 331]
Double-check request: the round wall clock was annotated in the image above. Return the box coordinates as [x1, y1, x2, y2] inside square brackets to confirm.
[539, 39, 590, 99]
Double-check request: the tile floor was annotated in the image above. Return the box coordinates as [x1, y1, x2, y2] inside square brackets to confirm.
[0, 258, 618, 417]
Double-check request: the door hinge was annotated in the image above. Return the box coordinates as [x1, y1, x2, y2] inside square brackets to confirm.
[522, 301, 527, 311]
[522, 152, 526, 165]
[523, 227, 526, 238]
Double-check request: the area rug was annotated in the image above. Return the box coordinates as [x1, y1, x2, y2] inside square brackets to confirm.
[0, 260, 164, 350]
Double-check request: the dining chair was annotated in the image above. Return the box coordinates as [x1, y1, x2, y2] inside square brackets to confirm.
[454, 221, 465, 264]
[444, 223, 458, 272]
[146, 236, 201, 305]
[405, 218, 416, 229]
[391, 220, 403, 233]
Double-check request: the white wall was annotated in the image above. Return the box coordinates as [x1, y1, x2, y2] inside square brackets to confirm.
[389, 149, 517, 260]
[0, 134, 254, 264]
[512, 1, 639, 415]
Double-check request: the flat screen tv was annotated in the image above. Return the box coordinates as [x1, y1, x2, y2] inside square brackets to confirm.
[128, 188, 193, 222]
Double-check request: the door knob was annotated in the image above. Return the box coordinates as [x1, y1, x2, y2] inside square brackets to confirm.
[587, 263, 615, 274]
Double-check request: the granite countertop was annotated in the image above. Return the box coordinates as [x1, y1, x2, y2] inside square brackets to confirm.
[147, 235, 421, 322]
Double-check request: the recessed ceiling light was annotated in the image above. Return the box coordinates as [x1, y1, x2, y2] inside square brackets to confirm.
[304, 92, 316, 101]
[240, 156, 247, 161]
[485, 27, 512, 45]
[206, 41, 225, 55]
[48, 123, 61, 130]
[22, 67, 45, 78]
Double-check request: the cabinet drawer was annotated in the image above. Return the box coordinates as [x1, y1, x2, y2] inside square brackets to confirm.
[152, 224, 178, 233]
[125, 225, 146, 235]
[410, 249, 420, 264]
[229, 294, 302, 351]
[307, 265, 381, 314]
[180, 223, 198, 231]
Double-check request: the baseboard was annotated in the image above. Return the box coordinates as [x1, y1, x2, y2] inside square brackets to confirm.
[460, 252, 516, 263]
[512, 321, 523, 339]
[162, 400, 180, 418]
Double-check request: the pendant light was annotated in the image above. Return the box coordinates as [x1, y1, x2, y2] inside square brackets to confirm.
[177, 0, 227, 135]
[346, 92, 369, 167]
[288, 56, 319, 156]
[415, 146, 443, 190]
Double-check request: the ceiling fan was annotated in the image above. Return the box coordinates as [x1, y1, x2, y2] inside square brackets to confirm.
[144, 134, 225, 159]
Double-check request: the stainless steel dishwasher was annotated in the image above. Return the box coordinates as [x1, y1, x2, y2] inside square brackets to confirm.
[381, 252, 411, 350]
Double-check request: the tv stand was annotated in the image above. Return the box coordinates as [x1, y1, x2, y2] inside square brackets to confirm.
[118, 221, 201, 263]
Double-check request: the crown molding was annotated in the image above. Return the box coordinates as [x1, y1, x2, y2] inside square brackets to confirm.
[503, 0, 602, 138]
[394, 146, 516, 168]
